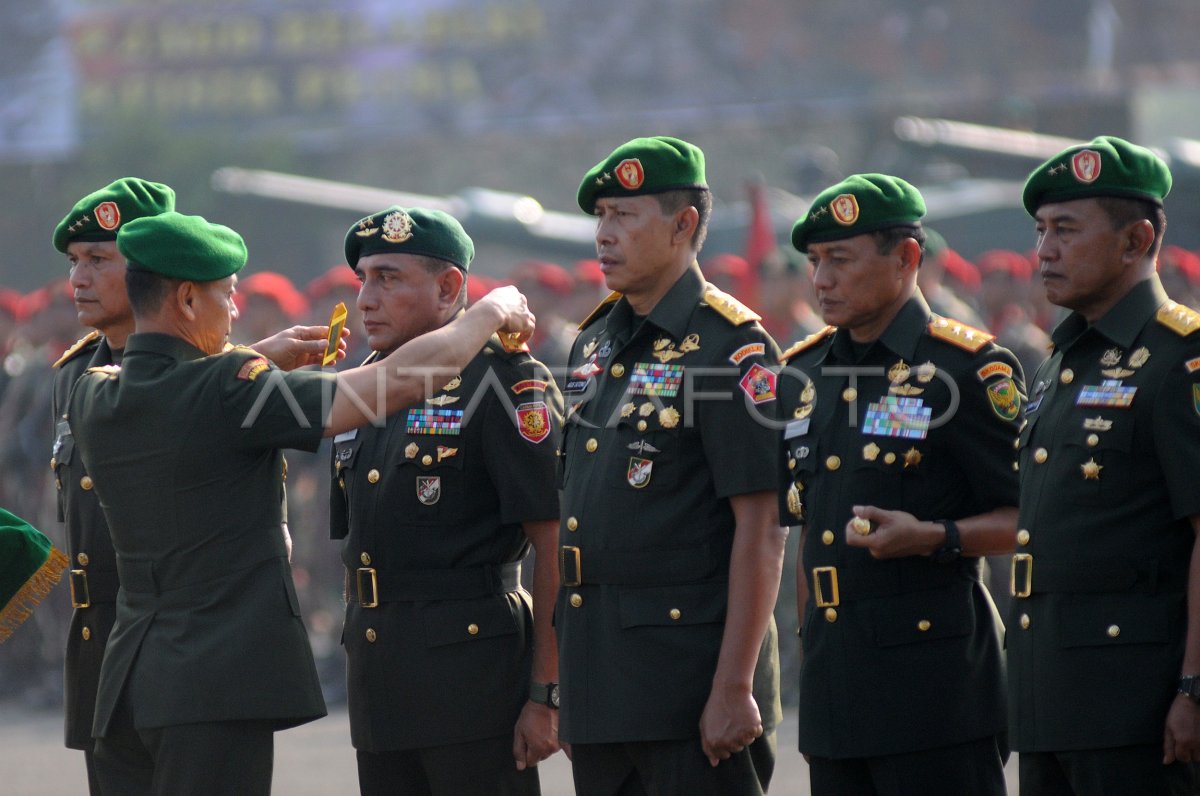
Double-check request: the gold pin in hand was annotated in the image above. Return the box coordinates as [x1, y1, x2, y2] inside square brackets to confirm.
[850, 516, 872, 536]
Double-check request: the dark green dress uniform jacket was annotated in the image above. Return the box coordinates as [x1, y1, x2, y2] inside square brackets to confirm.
[330, 337, 563, 752]
[67, 332, 331, 735]
[52, 332, 119, 750]
[778, 293, 1022, 759]
[556, 264, 782, 744]
[1009, 277, 1200, 752]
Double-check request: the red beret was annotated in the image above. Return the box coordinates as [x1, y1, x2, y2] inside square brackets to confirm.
[305, 264, 362, 301]
[938, 249, 981, 292]
[466, 274, 499, 305]
[977, 249, 1033, 282]
[573, 259, 605, 287]
[235, 272, 310, 320]
[703, 253, 751, 280]
[0, 288, 23, 320]
[512, 260, 574, 296]
[1161, 245, 1200, 286]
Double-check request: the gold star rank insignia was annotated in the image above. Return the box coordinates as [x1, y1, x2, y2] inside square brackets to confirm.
[903, 447, 922, 469]
[659, 407, 680, 429]
[1081, 458, 1103, 480]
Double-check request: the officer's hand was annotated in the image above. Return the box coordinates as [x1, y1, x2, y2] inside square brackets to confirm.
[251, 325, 350, 370]
[844, 505, 944, 559]
[1164, 694, 1200, 763]
[512, 701, 560, 771]
[699, 683, 763, 767]
[478, 286, 536, 343]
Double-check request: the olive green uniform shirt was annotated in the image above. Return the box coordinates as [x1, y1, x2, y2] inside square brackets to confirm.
[68, 332, 332, 734]
[1009, 276, 1200, 751]
[779, 293, 1022, 758]
[556, 264, 782, 744]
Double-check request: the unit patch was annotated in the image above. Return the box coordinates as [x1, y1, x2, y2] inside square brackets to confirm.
[516, 401, 551, 443]
[627, 457, 653, 488]
[1071, 149, 1101, 183]
[237, 357, 270, 381]
[986, 377, 1021, 421]
[976, 361, 1014, 382]
[831, 193, 860, 226]
[512, 379, 549, 394]
[729, 342, 765, 365]
[416, 476, 441, 505]
[739, 363, 777, 404]
[615, 158, 645, 190]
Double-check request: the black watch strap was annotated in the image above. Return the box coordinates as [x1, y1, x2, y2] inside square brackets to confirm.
[1179, 675, 1200, 703]
[933, 519, 962, 564]
[529, 681, 559, 709]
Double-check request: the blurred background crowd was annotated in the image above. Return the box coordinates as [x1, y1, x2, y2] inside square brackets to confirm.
[4, 0, 1200, 713]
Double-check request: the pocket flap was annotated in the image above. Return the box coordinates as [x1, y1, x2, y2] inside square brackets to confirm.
[619, 582, 727, 629]
[421, 596, 519, 648]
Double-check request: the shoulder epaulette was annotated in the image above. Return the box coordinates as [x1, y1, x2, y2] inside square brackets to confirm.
[780, 326, 836, 362]
[229, 345, 266, 358]
[85, 364, 121, 377]
[702, 284, 760, 326]
[927, 317, 994, 352]
[52, 330, 102, 369]
[577, 291, 622, 330]
[1156, 301, 1200, 336]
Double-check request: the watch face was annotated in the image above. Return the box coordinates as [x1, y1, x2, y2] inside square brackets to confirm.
[550, 684, 560, 708]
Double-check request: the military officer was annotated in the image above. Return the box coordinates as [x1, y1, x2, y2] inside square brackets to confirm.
[1009, 136, 1200, 794]
[49, 178, 348, 794]
[557, 136, 786, 795]
[66, 211, 535, 795]
[780, 174, 1021, 795]
[331, 207, 563, 795]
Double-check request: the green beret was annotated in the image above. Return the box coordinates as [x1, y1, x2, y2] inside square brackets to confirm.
[1022, 135, 1172, 216]
[791, 174, 926, 252]
[117, 212, 247, 282]
[577, 136, 707, 214]
[344, 206, 474, 272]
[53, 178, 175, 254]
[0, 508, 67, 644]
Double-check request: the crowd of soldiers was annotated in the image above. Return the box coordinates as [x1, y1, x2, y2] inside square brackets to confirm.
[4, 132, 1200, 795]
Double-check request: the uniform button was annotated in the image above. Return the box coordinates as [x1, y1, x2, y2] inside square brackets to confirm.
[1013, 438, 1020, 450]
[841, 387, 858, 402]
[1012, 461, 1020, 472]
[365, 628, 377, 642]
[1060, 369, 1074, 384]
[825, 456, 841, 471]
[467, 623, 480, 635]
[56, 478, 62, 491]
[611, 364, 625, 378]
[1086, 433, 1100, 447]
[1033, 448, 1048, 464]
[669, 608, 681, 620]
[637, 420, 647, 432]
[1107, 624, 1120, 638]
[1020, 613, 1031, 629]
[360, 552, 371, 565]
[50, 457, 57, 470]
[821, 530, 835, 545]
[824, 608, 838, 623]
[585, 438, 598, 453]
[917, 620, 931, 632]
[367, 469, 380, 483]
[569, 593, 583, 608]
[566, 517, 579, 531]
[788, 457, 797, 470]
[421, 454, 433, 466]
[81, 627, 91, 641]
[80, 476, 94, 491]
[77, 552, 89, 567]
[883, 453, 896, 465]
[1016, 529, 1030, 546]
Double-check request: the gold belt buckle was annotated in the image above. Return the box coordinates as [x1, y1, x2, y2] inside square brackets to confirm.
[356, 567, 378, 608]
[70, 569, 90, 609]
[560, 546, 582, 588]
[1011, 553, 1033, 598]
[812, 566, 840, 607]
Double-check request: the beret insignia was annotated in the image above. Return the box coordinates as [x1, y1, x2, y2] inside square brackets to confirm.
[615, 158, 645, 190]
[94, 202, 120, 231]
[381, 210, 414, 244]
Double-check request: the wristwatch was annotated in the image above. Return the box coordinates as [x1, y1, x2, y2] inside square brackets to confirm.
[932, 519, 962, 564]
[529, 681, 560, 709]
[1178, 675, 1200, 703]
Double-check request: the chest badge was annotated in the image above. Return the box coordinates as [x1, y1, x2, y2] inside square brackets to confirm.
[582, 338, 599, 358]
[627, 457, 653, 488]
[416, 476, 442, 505]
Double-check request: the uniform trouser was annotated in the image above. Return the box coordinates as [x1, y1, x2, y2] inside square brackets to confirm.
[569, 730, 776, 796]
[83, 746, 101, 795]
[1020, 746, 1200, 795]
[807, 735, 1006, 796]
[93, 693, 274, 796]
[356, 734, 540, 796]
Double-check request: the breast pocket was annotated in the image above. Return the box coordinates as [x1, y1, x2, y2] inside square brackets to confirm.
[395, 441, 469, 523]
[1061, 418, 1133, 505]
[851, 438, 909, 509]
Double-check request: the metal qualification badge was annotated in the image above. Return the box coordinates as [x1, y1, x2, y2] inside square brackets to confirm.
[323, 301, 347, 366]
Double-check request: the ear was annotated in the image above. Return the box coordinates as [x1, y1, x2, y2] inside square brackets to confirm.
[1123, 219, 1155, 264]
[436, 267, 466, 308]
[176, 281, 199, 321]
[896, 237, 923, 276]
[671, 206, 699, 247]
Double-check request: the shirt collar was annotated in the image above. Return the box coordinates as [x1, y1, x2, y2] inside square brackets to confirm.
[605, 262, 704, 343]
[827, 290, 931, 364]
[126, 332, 208, 362]
[1050, 276, 1169, 350]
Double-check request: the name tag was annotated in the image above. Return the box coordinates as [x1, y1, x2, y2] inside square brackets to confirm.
[784, 418, 810, 439]
[333, 429, 357, 443]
